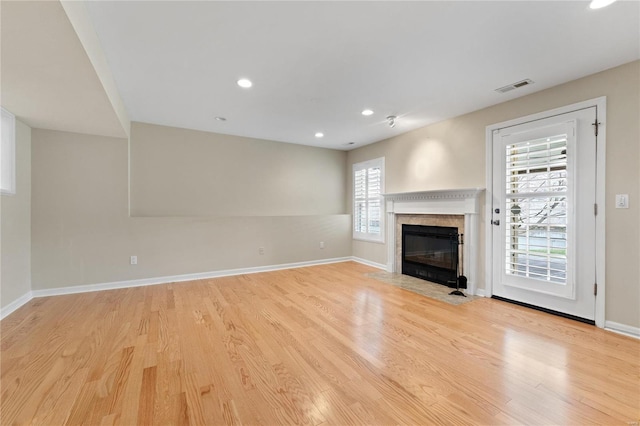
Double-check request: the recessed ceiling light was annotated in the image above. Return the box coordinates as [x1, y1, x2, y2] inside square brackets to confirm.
[361, 109, 374, 116]
[589, 0, 617, 9]
[215, 116, 227, 121]
[237, 78, 253, 88]
[315, 132, 324, 138]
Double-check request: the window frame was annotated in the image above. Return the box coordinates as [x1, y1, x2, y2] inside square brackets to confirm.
[352, 157, 385, 243]
[1, 107, 16, 196]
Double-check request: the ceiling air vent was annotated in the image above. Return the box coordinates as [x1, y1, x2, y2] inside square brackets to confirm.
[495, 79, 534, 94]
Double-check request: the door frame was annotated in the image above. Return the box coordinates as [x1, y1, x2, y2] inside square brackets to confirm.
[485, 97, 606, 328]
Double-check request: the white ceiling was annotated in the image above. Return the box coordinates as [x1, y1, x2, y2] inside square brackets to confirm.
[3, 2, 639, 149]
[83, 1, 640, 149]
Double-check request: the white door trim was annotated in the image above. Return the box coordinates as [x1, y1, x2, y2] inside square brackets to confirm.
[485, 97, 606, 328]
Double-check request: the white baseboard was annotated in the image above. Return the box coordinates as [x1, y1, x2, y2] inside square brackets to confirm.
[474, 289, 486, 298]
[30, 257, 353, 298]
[604, 321, 640, 339]
[0, 291, 34, 320]
[350, 257, 387, 270]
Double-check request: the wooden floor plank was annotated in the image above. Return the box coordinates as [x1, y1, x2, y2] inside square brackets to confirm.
[1, 261, 639, 425]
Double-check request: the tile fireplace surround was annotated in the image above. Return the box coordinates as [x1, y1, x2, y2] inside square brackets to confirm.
[383, 188, 485, 295]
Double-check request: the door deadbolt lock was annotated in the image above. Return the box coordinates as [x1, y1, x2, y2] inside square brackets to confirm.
[494, 208, 500, 214]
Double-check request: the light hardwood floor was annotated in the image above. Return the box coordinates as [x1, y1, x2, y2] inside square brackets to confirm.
[1, 261, 639, 425]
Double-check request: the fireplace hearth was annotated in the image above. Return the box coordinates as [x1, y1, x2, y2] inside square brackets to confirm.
[402, 224, 460, 287]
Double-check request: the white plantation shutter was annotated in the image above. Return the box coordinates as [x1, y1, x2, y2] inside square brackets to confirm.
[505, 135, 569, 284]
[354, 168, 367, 233]
[353, 158, 384, 241]
[367, 167, 382, 235]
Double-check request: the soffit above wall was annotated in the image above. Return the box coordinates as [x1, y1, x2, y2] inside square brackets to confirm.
[1, 1, 127, 138]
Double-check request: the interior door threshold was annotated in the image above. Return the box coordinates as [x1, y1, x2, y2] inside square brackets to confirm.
[491, 295, 596, 326]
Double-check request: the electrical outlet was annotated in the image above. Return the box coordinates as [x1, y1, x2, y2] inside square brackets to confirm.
[130, 255, 138, 265]
[319, 241, 325, 249]
[258, 247, 265, 255]
[616, 194, 629, 209]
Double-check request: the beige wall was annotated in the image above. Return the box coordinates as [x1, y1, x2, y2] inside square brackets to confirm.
[348, 61, 640, 328]
[19, 61, 640, 329]
[130, 122, 347, 216]
[31, 129, 350, 290]
[1, 120, 32, 309]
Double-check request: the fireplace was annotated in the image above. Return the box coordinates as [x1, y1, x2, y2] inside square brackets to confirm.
[402, 224, 459, 286]
[383, 189, 484, 295]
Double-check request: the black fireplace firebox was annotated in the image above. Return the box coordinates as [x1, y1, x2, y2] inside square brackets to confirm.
[402, 224, 460, 287]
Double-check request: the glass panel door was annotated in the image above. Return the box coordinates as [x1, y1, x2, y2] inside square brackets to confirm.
[491, 107, 597, 321]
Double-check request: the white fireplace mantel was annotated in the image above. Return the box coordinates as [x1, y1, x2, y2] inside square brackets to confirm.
[383, 188, 485, 295]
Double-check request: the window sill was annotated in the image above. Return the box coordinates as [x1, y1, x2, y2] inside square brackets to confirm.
[353, 236, 386, 244]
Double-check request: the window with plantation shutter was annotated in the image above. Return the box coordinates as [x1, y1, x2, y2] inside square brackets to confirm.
[353, 157, 384, 242]
[505, 134, 570, 284]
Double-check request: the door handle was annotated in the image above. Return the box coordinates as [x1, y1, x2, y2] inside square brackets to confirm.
[491, 220, 500, 226]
